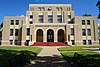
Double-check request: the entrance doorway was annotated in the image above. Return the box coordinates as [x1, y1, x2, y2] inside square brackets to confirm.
[47, 29, 54, 42]
[58, 29, 64, 42]
[36, 29, 43, 42]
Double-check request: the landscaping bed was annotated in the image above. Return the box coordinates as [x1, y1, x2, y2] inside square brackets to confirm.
[0, 46, 42, 67]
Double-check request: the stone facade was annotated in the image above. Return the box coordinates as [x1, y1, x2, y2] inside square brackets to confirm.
[1, 4, 99, 46]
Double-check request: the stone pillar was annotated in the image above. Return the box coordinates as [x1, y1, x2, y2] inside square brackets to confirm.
[43, 33, 47, 42]
[54, 34, 57, 42]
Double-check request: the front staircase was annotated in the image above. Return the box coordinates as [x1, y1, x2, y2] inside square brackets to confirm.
[31, 42, 69, 46]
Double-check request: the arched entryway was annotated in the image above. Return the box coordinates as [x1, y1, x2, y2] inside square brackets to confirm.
[58, 29, 64, 42]
[47, 29, 54, 42]
[36, 29, 43, 42]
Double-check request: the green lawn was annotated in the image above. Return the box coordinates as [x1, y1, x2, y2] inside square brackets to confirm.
[58, 46, 100, 67]
[0, 46, 42, 67]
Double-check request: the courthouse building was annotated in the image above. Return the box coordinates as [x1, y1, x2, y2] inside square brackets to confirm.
[1, 4, 99, 46]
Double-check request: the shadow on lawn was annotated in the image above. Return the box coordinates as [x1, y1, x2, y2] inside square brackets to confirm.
[0, 49, 37, 67]
[62, 53, 100, 67]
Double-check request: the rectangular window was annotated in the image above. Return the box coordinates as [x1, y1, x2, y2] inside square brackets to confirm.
[87, 20, 90, 25]
[88, 40, 92, 45]
[48, 15, 53, 23]
[82, 20, 85, 25]
[11, 20, 14, 25]
[57, 15, 62, 23]
[68, 15, 71, 19]
[15, 29, 18, 36]
[15, 40, 18, 45]
[39, 15, 43, 23]
[10, 40, 13, 45]
[82, 29, 86, 36]
[30, 15, 33, 18]
[30, 21, 33, 24]
[27, 28, 30, 36]
[71, 28, 74, 35]
[83, 40, 86, 45]
[16, 20, 19, 25]
[87, 29, 91, 36]
[10, 29, 13, 36]
[71, 40, 75, 45]
[68, 35, 70, 41]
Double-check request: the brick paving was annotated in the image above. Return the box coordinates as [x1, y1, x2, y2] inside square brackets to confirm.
[25, 46, 73, 67]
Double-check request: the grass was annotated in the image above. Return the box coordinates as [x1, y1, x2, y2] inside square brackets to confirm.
[0, 46, 42, 67]
[58, 46, 100, 67]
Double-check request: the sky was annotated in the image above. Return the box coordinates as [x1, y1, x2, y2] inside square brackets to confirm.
[0, 0, 99, 24]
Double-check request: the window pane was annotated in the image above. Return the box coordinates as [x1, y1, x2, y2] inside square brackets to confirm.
[82, 29, 86, 36]
[27, 28, 30, 35]
[87, 20, 90, 25]
[68, 15, 71, 19]
[16, 20, 19, 25]
[57, 15, 62, 23]
[10, 40, 13, 45]
[87, 29, 91, 36]
[88, 40, 92, 45]
[30, 15, 33, 18]
[82, 20, 85, 25]
[15, 29, 18, 36]
[71, 28, 74, 35]
[11, 20, 14, 25]
[83, 40, 86, 45]
[30, 21, 33, 24]
[10, 29, 13, 36]
[39, 15, 43, 23]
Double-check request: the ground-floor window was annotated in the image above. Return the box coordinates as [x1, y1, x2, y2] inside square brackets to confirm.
[58, 29, 64, 42]
[88, 40, 92, 45]
[71, 40, 75, 45]
[83, 40, 86, 45]
[10, 40, 13, 45]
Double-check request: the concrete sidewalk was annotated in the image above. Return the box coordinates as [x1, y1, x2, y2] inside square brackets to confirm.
[25, 46, 73, 67]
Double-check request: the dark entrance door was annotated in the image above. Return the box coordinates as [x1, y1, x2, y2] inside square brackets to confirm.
[47, 29, 54, 42]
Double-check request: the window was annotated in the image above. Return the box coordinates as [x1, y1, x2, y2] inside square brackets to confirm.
[57, 15, 62, 23]
[30, 21, 33, 24]
[71, 28, 74, 35]
[87, 29, 91, 36]
[82, 20, 85, 25]
[68, 15, 71, 19]
[15, 29, 18, 36]
[82, 29, 86, 36]
[71, 40, 75, 45]
[83, 40, 86, 45]
[48, 7, 52, 11]
[16, 20, 19, 25]
[87, 20, 90, 25]
[68, 35, 70, 41]
[10, 40, 13, 45]
[11, 20, 14, 25]
[27, 28, 30, 36]
[30, 15, 33, 18]
[39, 15, 43, 23]
[15, 40, 18, 45]
[10, 29, 13, 36]
[88, 40, 92, 45]
[48, 15, 53, 23]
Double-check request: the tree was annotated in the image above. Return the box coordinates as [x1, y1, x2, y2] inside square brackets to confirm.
[96, 0, 100, 18]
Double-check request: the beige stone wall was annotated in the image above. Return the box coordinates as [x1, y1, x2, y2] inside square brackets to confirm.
[1, 4, 99, 46]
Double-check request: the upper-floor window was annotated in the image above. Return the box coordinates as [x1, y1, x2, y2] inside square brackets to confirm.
[71, 28, 74, 35]
[30, 15, 33, 19]
[57, 15, 62, 23]
[10, 29, 13, 36]
[48, 15, 53, 23]
[82, 29, 86, 36]
[16, 20, 19, 25]
[82, 20, 85, 25]
[15, 29, 18, 36]
[11, 20, 14, 25]
[68, 15, 71, 19]
[87, 20, 90, 25]
[27, 28, 30, 36]
[48, 7, 52, 11]
[87, 29, 91, 36]
[39, 15, 43, 23]
[30, 21, 33, 24]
